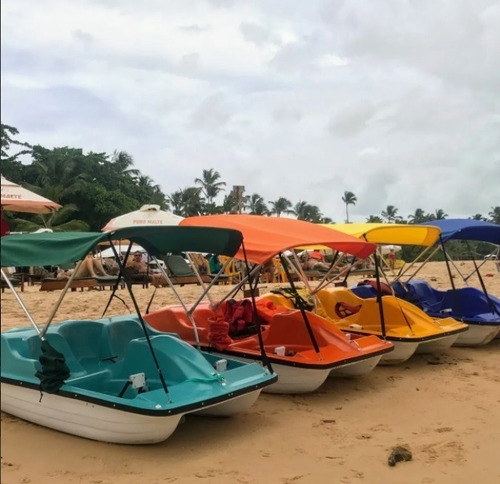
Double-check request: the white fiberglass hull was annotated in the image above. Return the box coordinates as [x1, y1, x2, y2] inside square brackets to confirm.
[453, 324, 499, 347]
[210, 352, 331, 394]
[379, 341, 419, 365]
[264, 362, 331, 394]
[193, 389, 263, 416]
[415, 333, 461, 354]
[1, 382, 183, 445]
[329, 354, 383, 377]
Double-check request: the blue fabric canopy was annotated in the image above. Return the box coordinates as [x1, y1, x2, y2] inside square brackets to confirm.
[422, 219, 500, 244]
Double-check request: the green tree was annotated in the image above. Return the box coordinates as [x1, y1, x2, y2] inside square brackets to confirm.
[195, 168, 226, 211]
[168, 187, 203, 216]
[366, 215, 383, 223]
[292, 201, 323, 222]
[488, 206, 500, 224]
[433, 209, 447, 220]
[342, 191, 357, 223]
[408, 208, 428, 224]
[381, 205, 399, 223]
[1, 123, 32, 182]
[246, 193, 268, 215]
[269, 197, 293, 217]
[9, 204, 89, 232]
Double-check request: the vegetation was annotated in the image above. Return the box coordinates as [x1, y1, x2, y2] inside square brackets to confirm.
[1, 122, 499, 260]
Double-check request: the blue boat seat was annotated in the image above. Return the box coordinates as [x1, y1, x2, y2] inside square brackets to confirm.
[350, 285, 378, 299]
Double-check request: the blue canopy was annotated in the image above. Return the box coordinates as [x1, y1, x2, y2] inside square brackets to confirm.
[422, 219, 500, 244]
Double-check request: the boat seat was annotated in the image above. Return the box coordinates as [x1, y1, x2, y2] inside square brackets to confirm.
[120, 335, 212, 385]
[350, 285, 378, 299]
[405, 280, 446, 313]
[104, 317, 145, 363]
[56, 321, 111, 372]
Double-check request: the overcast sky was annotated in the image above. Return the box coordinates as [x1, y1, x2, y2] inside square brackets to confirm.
[2, 0, 499, 221]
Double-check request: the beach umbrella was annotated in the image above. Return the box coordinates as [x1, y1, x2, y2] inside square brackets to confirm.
[102, 204, 184, 231]
[1, 176, 62, 214]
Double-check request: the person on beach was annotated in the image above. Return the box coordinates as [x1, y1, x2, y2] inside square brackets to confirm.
[300, 250, 330, 272]
[126, 250, 165, 286]
[58, 253, 110, 279]
[388, 248, 396, 270]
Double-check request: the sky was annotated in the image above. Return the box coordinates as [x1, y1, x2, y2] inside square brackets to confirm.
[1, 0, 499, 222]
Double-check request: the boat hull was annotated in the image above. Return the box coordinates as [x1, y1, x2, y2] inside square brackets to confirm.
[193, 388, 263, 416]
[453, 324, 499, 347]
[1, 382, 183, 445]
[415, 333, 461, 353]
[379, 341, 419, 365]
[329, 354, 383, 377]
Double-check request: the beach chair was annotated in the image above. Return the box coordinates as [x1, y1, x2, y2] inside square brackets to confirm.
[218, 256, 241, 285]
[165, 255, 210, 286]
[1, 269, 25, 293]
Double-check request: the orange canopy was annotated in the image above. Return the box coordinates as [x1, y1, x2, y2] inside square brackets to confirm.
[180, 215, 376, 264]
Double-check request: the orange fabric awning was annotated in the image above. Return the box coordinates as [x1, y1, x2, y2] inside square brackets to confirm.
[180, 215, 376, 264]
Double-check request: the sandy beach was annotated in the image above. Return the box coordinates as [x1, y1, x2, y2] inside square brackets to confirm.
[1, 261, 499, 484]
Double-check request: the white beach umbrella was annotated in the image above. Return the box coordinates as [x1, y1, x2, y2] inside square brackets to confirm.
[102, 204, 184, 231]
[1, 176, 62, 214]
[380, 244, 402, 255]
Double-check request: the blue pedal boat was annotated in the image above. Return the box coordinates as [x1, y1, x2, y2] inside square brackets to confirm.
[406, 219, 500, 346]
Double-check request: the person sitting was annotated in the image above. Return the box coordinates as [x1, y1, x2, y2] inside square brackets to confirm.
[125, 250, 164, 286]
[300, 251, 331, 272]
[260, 259, 275, 283]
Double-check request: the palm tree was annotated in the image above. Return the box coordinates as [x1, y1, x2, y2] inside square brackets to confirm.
[381, 205, 399, 223]
[292, 201, 323, 222]
[9, 204, 89, 232]
[167, 190, 184, 215]
[366, 215, 383, 223]
[246, 193, 268, 215]
[408, 208, 427, 224]
[342, 191, 357, 223]
[221, 192, 239, 214]
[195, 169, 226, 206]
[433, 209, 447, 220]
[269, 197, 293, 217]
[30, 146, 91, 204]
[169, 187, 204, 216]
[488, 206, 500, 224]
[111, 151, 140, 179]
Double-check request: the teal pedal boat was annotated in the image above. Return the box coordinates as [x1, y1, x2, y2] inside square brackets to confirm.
[1, 227, 277, 444]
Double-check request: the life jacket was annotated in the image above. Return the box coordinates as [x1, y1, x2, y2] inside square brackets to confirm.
[208, 311, 232, 351]
[224, 299, 257, 338]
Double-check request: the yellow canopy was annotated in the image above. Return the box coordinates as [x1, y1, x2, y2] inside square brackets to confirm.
[323, 223, 441, 247]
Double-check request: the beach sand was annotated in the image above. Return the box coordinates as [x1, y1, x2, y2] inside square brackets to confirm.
[1, 261, 499, 484]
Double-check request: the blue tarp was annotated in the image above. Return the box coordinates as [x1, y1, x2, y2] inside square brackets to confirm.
[422, 219, 500, 244]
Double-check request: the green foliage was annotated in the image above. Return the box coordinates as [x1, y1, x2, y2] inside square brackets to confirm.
[342, 191, 357, 223]
[2, 124, 499, 235]
[269, 197, 293, 217]
[246, 193, 268, 215]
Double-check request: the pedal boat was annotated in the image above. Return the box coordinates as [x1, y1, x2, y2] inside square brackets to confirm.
[416, 219, 500, 346]
[307, 223, 469, 364]
[314, 285, 468, 365]
[1, 226, 276, 444]
[146, 215, 394, 394]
